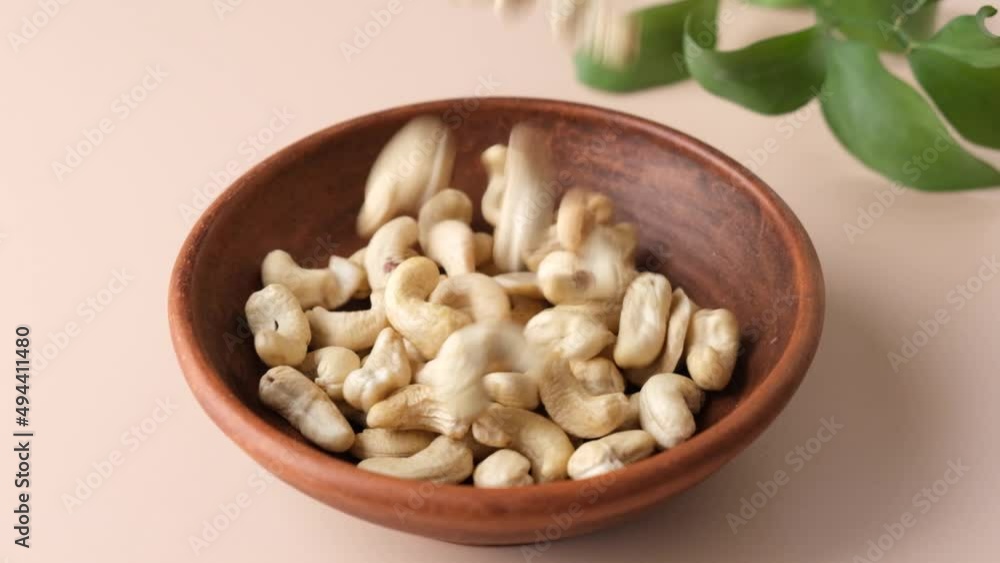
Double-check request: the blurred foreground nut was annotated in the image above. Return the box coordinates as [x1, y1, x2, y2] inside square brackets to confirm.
[567, 430, 656, 480]
[245, 284, 311, 367]
[259, 366, 354, 452]
[473, 449, 534, 487]
[685, 308, 739, 391]
[357, 436, 473, 484]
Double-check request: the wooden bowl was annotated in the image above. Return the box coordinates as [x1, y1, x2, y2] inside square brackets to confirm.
[168, 97, 824, 545]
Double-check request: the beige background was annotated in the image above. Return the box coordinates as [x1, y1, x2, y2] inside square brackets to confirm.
[3, 0, 999, 561]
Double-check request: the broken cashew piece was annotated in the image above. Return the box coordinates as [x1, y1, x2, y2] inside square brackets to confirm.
[537, 355, 629, 438]
[639, 373, 704, 449]
[571, 357, 625, 395]
[483, 372, 539, 410]
[306, 291, 388, 351]
[259, 366, 354, 452]
[429, 273, 511, 323]
[472, 404, 574, 483]
[366, 384, 468, 438]
[614, 273, 672, 368]
[685, 308, 739, 391]
[480, 144, 507, 227]
[350, 428, 437, 459]
[261, 250, 357, 310]
[626, 287, 696, 387]
[297, 346, 361, 401]
[474, 449, 534, 488]
[384, 256, 472, 359]
[342, 327, 412, 411]
[524, 308, 615, 361]
[245, 284, 311, 367]
[365, 217, 420, 292]
[556, 188, 614, 252]
[567, 430, 656, 480]
[357, 116, 456, 237]
[357, 436, 473, 484]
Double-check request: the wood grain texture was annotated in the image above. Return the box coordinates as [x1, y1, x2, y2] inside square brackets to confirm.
[167, 97, 825, 545]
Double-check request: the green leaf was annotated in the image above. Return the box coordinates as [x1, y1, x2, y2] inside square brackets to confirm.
[820, 40, 1000, 190]
[684, 0, 826, 114]
[910, 6, 1000, 148]
[575, 1, 698, 92]
[814, 0, 939, 52]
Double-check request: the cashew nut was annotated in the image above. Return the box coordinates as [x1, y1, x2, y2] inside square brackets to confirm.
[348, 247, 371, 299]
[474, 232, 495, 268]
[342, 327, 412, 411]
[364, 217, 420, 292]
[567, 430, 656, 480]
[429, 273, 511, 323]
[259, 366, 354, 452]
[556, 188, 614, 252]
[357, 116, 456, 237]
[357, 436, 473, 484]
[578, 0, 640, 70]
[480, 144, 507, 226]
[350, 428, 437, 459]
[509, 295, 548, 326]
[260, 250, 355, 310]
[473, 449, 534, 488]
[245, 284, 311, 367]
[524, 308, 615, 361]
[538, 224, 636, 304]
[483, 372, 539, 410]
[384, 256, 472, 359]
[639, 373, 704, 449]
[522, 225, 562, 272]
[685, 308, 739, 391]
[617, 392, 641, 430]
[614, 273, 672, 368]
[570, 357, 624, 395]
[366, 384, 468, 438]
[536, 355, 629, 438]
[472, 403, 574, 482]
[416, 189, 477, 277]
[306, 290, 388, 351]
[625, 287, 696, 386]
[297, 346, 361, 400]
[558, 299, 623, 333]
[492, 271, 544, 299]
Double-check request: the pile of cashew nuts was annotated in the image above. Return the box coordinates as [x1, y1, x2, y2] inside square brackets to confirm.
[245, 116, 740, 486]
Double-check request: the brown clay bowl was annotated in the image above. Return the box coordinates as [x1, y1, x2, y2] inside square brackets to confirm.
[168, 97, 824, 546]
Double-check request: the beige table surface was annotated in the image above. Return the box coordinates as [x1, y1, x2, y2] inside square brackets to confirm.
[3, 1, 998, 561]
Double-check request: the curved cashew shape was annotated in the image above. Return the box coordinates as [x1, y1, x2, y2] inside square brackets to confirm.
[685, 308, 740, 391]
[297, 346, 361, 400]
[493, 124, 557, 272]
[639, 373, 704, 449]
[342, 327, 412, 411]
[480, 144, 507, 227]
[429, 273, 511, 323]
[474, 449, 534, 488]
[524, 308, 615, 361]
[571, 357, 625, 395]
[259, 366, 354, 452]
[472, 403, 574, 482]
[538, 224, 636, 305]
[418, 189, 476, 276]
[384, 256, 472, 359]
[617, 393, 642, 430]
[261, 250, 355, 310]
[483, 372, 539, 410]
[365, 217, 420, 292]
[474, 232, 495, 268]
[306, 290, 388, 351]
[492, 272, 544, 299]
[567, 430, 656, 480]
[245, 284, 311, 367]
[625, 287, 696, 387]
[614, 273, 672, 368]
[509, 295, 548, 326]
[357, 116, 456, 237]
[536, 355, 629, 438]
[348, 247, 371, 299]
[556, 188, 614, 252]
[357, 436, 473, 484]
[350, 428, 436, 459]
[366, 384, 468, 438]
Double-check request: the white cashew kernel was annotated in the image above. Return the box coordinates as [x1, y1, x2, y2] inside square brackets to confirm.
[685, 308, 740, 391]
[384, 256, 472, 359]
[366, 384, 468, 438]
[524, 308, 615, 361]
[357, 436, 473, 484]
[626, 287, 696, 387]
[365, 217, 420, 292]
[297, 346, 361, 400]
[537, 355, 629, 438]
[429, 273, 511, 323]
[342, 327, 412, 411]
[472, 404, 574, 482]
[639, 373, 704, 449]
[350, 428, 437, 459]
[509, 295, 548, 326]
[522, 225, 562, 272]
[570, 357, 625, 395]
[474, 232, 495, 267]
[492, 271, 544, 299]
[418, 189, 477, 276]
[473, 449, 534, 488]
[480, 144, 507, 227]
[306, 290, 388, 351]
[260, 250, 355, 310]
[348, 247, 371, 299]
[556, 188, 614, 252]
[614, 273, 672, 368]
[245, 284, 311, 367]
[567, 430, 656, 480]
[617, 393, 641, 430]
[483, 372, 539, 410]
[258, 366, 354, 453]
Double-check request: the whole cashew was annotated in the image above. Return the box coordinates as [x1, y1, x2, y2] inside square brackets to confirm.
[306, 290, 388, 351]
[639, 373, 704, 449]
[473, 449, 534, 488]
[366, 384, 468, 438]
[350, 428, 437, 459]
[259, 366, 354, 452]
[614, 273, 672, 368]
[472, 403, 574, 482]
[342, 327, 412, 411]
[297, 346, 361, 400]
[625, 287, 696, 387]
[524, 308, 615, 361]
[357, 116, 456, 237]
[245, 284, 311, 367]
[364, 217, 420, 292]
[429, 273, 511, 323]
[556, 188, 614, 252]
[538, 224, 636, 304]
[685, 308, 739, 391]
[536, 355, 629, 438]
[480, 144, 507, 227]
[492, 271, 544, 299]
[418, 189, 477, 276]
[483, 372, 539, 410]
[261, 250, 357, 310]
[357, 436, 473, 484]
[384, 256, 472, 359]
[567, 430, 656, 480]
[570, 357, 625, 395]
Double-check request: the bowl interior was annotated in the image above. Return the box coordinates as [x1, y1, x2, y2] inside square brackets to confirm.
[185, 100, 805, 450]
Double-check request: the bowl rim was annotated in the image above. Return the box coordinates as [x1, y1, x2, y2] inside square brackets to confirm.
[168, 96, 825, 522]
